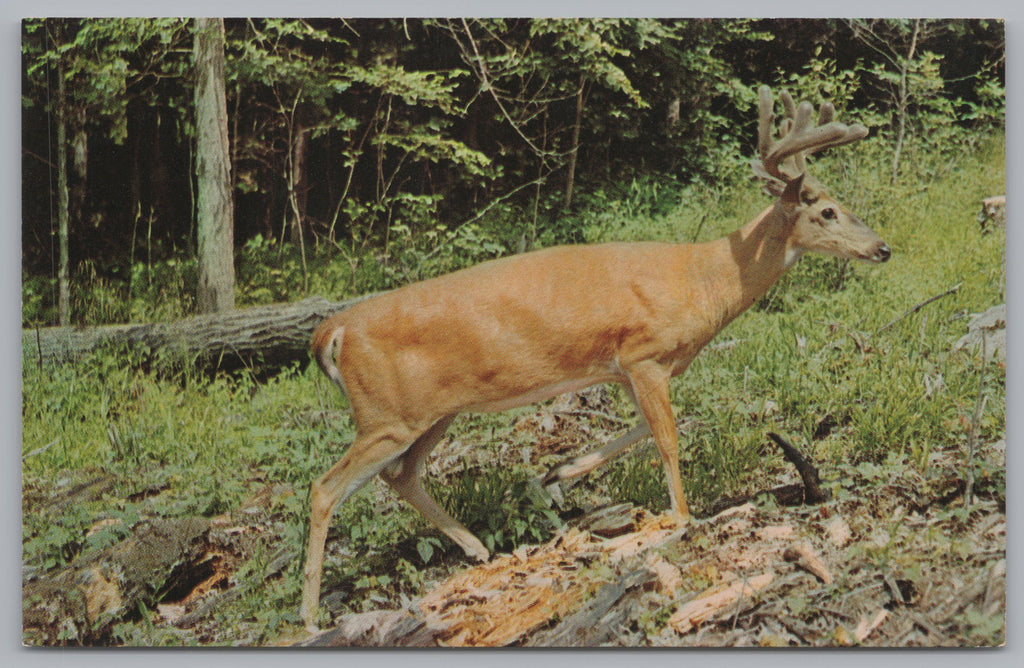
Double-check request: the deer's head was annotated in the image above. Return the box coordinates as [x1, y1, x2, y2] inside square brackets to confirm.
[754, 86, 891, 265]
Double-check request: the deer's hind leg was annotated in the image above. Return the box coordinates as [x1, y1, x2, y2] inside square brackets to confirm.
[301, 424, 419, 629]
[380, 415, 490, 563]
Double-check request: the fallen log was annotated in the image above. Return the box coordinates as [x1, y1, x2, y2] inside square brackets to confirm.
[23, 294, 376, 373]
[525, 567, 653, 647]
[22, 518, 212, 645]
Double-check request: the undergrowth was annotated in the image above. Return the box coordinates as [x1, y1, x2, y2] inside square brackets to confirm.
[21, 131, 1005, 645]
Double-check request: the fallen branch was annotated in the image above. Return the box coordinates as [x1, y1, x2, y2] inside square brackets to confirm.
[709, 433, 828, 515]
[877, 282, 962, 333]
[668, 572, 775, 634]
[783, 543, 833, 584]
[767, 432, 830, 504]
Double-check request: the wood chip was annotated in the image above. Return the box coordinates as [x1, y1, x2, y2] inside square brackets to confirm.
[645, 552, 683, 596]
[669, 572, 775, 634]
[756, 525, 796, 541]
[854, 609, 889, 643]
[783, 543, 833, 584]
[603, 515, 681, 562]
[156, 603, 186, 624]
[713, 502, 756, 520]
[581, 503, 638, 538]
[826, 517, 852, 547]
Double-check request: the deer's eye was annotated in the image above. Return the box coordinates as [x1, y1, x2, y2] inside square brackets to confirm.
[821, 207, 837, 221]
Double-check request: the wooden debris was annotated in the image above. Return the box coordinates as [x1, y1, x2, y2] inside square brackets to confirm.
[603, 514, 684, 562]
[579, 503, 639, 538]
[301, 610, 430, 647]
[783, 543, 833, 584]
[23, 518, 212, 645]
[417, 529, 598, 646]
[714, 502, 756, 520]
[826, 516, 852, 547]
[288, 422, 1005, 648]
[645, 552, 683, 596]
[756, 525, 796, 541]
[854, 609, 889, 643]
[709, 434, 829, 515]
[526, 568, 653, 647]
[767, 432, 829, 503]
[669, 572, 775, 634]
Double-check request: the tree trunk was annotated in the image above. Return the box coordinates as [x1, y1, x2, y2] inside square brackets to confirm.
[23, 295, 377, 374]
[563, 76, 585, 210]
[288, 114, 309, 246]
[193, 18, 235, 313]
[71, 108, 88, 229]
[54, 30, 71, 326]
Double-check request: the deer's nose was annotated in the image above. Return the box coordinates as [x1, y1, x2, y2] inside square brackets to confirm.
[876, 244, 892, 263]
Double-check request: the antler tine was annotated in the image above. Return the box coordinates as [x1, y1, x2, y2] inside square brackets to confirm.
[818, 102, 835, 126]
[754, 86, 865, 185]
[805, 123, 869, 157]
[780, 89, 796, 120]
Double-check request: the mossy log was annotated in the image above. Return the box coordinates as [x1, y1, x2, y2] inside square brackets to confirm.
[22, 518, 211, 645]
[22, 295, 376, 374]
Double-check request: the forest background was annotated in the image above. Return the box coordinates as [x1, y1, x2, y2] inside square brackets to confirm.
[21, 17, 1004, 326]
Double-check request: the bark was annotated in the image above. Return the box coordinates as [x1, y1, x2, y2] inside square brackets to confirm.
[55, 31, 71, 326]
[193, 18, 236, 313]
[23, 295, 376, 373]
[71, 108, 88, 231]
[563, 75, 585, 209]
[23, 518, 211, 645]
[288, 114, 309, 246]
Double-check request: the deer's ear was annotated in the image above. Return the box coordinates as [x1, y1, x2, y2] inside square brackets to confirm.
[780, 173, 805, 207]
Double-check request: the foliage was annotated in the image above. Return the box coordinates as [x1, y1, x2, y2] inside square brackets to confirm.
[431, 465, 563, 556]
[22, 18, 1003, 325]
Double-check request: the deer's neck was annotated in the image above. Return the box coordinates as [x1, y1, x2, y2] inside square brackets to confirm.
[702, 203, 797, 327]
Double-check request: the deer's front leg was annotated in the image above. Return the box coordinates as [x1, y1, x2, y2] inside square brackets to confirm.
[626, 362, 691, 523]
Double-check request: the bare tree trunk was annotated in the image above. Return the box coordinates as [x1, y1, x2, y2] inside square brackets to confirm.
[288, 115, 308, 246]
[71, 108, 88, 228]
[563, 76, 585, 210]
[54, 34, 71, 326]
[193, 18, 235, 313]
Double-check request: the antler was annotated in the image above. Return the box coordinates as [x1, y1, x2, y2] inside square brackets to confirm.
[753, 86, 868, 192]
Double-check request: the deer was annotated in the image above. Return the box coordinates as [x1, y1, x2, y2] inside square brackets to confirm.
[299, 86, 890, 629]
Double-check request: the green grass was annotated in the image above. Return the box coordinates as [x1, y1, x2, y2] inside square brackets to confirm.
[21, 131, 1005, 645]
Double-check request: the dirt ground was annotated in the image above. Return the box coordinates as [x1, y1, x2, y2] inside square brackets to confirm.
[23, 395, 1005, 647]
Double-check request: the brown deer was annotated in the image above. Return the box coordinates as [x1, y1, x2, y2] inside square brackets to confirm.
[300, 86, 890, 629]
